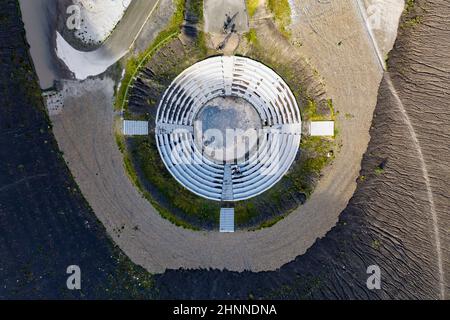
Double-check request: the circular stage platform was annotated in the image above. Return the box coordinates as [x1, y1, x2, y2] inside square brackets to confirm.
[156, 56, 302, 201]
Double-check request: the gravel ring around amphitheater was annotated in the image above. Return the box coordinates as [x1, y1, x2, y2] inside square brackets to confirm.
[155, 56, 302, 202]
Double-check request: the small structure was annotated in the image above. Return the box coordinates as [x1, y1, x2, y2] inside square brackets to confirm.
[42, 90, 64, 116]
[220, 208, 235, 232]
[123, 120, 148, 136]
[310, 121, 335, 136]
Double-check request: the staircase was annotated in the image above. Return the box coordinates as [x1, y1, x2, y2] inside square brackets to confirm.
[221, 164, 234, 201]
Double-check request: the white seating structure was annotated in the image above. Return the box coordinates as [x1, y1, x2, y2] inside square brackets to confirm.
[156, 56, 302, 201]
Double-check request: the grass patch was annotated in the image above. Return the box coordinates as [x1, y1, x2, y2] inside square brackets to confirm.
[405, 0, 416, 13]
[187, 0, 204, 21]
[246, 0, 260, 17]
[131, 136, 220, 228]
[116, 1, 336, 230]
[402, 15, 422, 28]
[114, 0, 185, 111]
[267, 0, 291, 38]
[374, 166, 384, 175]
[303, 98, 335, 121]
[253, 214, 286, 230]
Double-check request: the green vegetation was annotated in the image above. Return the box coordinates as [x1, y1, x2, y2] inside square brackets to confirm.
[187, 0, 204, 21]
[290, 136, 335, 196]
[131, 136, 219, 228]
[267, 0, 291, 38]
[405, 0, 416, 13]
[116, 0, 336, 230]
[253, 214, 286, 230]
[371, 239, 381, 250]
[344, 112, 354, 120]
[246, 0, 260, 17]
[402, 15, 422, 28]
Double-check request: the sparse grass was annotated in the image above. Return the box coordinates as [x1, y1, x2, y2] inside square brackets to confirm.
[131, 135, 220, 229]
[267, 0, 291, 38]
[402, 15, 422, 28]
[344, 113, 354, 120]
[116, 1, 336, 230]
[289, 136, 335, 196]
[303, 98, 335, 121]
[253, 214, 286, 230]
[405, 0, 416, 13]
[246, 0, 260, 18]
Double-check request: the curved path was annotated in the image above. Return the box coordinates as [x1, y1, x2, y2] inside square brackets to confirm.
[51, 0, 389, 273]
[56, 0, 160, 79]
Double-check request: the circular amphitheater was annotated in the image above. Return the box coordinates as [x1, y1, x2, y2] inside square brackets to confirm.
[156, 56, 302, 201]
